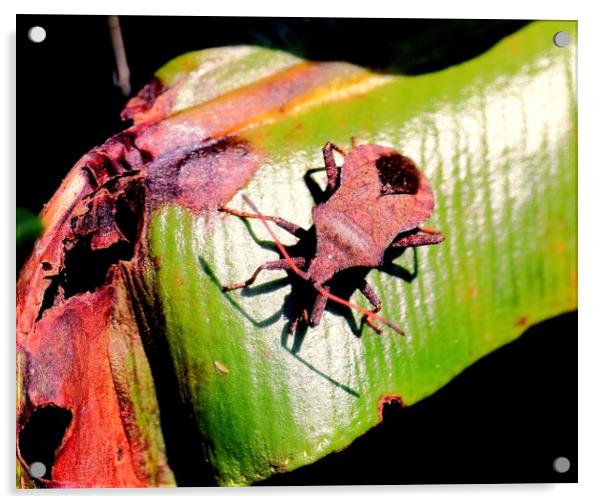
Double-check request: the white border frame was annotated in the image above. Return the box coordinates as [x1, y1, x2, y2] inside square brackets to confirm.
[3, 1, 600, 502]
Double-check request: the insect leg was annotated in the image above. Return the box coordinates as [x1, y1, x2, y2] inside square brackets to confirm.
[219, 207, 306, 238]
[390, 229, 445, 249]
[418, 226, 442, 235]
[289, 315, 301, 334]
[289, 309, 310, 334]
[359, 280, 382, 313]
[359, 280, 384, 334]
[322, 141, 347, 195]
[222, 257, 306, 292]
[309, 285, 330, 327]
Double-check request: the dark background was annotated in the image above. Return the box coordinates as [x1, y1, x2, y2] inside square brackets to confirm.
[17, 15, 576, 485]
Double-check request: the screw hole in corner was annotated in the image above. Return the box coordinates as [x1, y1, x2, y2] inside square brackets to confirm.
[553, 31, 570, 48]
[18, 404, 73, 481]
[28, 461, 47, 479]
[553, 456, 571, 473]
[28, 26, 46, 43]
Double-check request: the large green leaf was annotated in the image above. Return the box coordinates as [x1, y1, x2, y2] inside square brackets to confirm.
[146, 21, 576, 485]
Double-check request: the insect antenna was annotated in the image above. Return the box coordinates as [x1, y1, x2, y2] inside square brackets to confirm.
[241, 195, 404, 336]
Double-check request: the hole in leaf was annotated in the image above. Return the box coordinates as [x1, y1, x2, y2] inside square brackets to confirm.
[18, 405, 73, 480]
[35, 274, 62, 322]
[61, 237, 133, 298]
[35, 182, 143, 321]
[378, 394, 404, 422]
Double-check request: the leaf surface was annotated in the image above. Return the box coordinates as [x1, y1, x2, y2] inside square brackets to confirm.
[145, 21, 577, 484]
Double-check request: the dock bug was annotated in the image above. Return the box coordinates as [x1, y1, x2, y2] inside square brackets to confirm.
[219, 141, 444, 335]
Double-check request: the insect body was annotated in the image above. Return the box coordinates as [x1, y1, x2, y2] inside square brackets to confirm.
[220, 141, 444, 334]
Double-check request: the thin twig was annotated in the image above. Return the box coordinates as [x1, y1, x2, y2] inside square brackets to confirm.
[108, 16, 131, 96]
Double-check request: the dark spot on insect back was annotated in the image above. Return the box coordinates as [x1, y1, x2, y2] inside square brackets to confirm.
[376, 154, 420, 196]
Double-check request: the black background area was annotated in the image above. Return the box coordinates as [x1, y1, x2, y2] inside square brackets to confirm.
[17, 15, 576, 485]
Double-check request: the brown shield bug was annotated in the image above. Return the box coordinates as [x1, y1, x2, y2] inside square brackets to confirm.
[219, 141, 444, 335]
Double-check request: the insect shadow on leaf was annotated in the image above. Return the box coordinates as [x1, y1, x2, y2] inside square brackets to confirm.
[198, 256, 284, 328]
[217, 141, 444, 350]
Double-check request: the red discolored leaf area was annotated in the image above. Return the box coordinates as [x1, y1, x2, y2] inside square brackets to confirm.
[17, 58, 355, 488]
[18, 270, 166, 488]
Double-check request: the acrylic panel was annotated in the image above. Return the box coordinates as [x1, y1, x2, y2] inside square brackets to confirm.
[16, 15, 577, 488]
